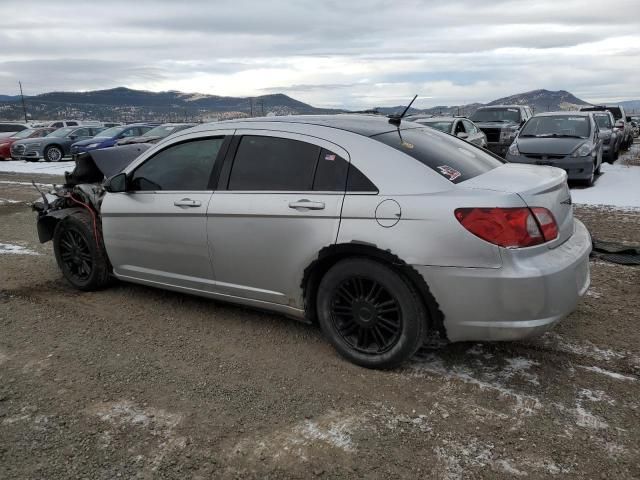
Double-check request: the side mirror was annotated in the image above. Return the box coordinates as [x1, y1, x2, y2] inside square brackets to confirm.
[69, 135, 77, 141]
[626, 116, 632, 122]
[104, 172, 128, 193]
[456, 132, 469, 139]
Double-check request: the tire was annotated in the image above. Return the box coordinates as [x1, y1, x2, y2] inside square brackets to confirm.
[53, 212, 112, 291]
[583, 163, 595, 187]
[44, 145, 63, 162]
[316, 258, 427, 369]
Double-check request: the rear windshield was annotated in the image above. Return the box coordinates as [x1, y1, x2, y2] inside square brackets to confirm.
[420, 121, 453, 133]
[520, 115, 590, 138]
[0, 124, 27, 133]
[470, 108, 521, 123]
[372, 127, 503, 184]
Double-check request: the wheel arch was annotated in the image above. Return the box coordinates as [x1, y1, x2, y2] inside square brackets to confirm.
[301, 242, 447, 342]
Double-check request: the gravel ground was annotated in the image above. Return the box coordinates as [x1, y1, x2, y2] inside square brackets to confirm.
[1, 170, 639, 479]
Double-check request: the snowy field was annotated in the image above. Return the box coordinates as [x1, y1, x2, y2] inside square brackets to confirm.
[0, 144, 638, 209]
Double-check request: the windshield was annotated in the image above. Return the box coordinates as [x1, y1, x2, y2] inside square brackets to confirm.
[420, 121, 453, 133]
[470, 108, 521, 123]
[10, 128, 38, 139]
[594, 115, 612, 129]
[48, 127, 76, 137]
[143, 125, 182, 138]
[520, 115, 590, 138]
[372, 127, 503, 184]
[95, 126, 126, 138]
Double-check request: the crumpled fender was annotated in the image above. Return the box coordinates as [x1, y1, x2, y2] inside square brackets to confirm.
[37, 207, 85, 243]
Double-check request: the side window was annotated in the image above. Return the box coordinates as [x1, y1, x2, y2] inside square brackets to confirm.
[346, 164, 377, 192]
[52, 122, 63, 128]
[454, 120, 466, 134]
[228, 135, 320, 191]
[131, 137, 225, 191]
[72, 128, 90, 137]
[313, 149, 348, 191]
[67, 121, 78, 126]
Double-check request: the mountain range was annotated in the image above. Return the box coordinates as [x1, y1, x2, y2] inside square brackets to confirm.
[0, 87, 638, 122]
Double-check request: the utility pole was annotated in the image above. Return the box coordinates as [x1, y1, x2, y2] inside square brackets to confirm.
[18, 81, 28, 123]
[249, 98, 254, 117]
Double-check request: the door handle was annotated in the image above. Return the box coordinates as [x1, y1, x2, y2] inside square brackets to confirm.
[288, 199, 325, 210]
[174, 198, 201, 208]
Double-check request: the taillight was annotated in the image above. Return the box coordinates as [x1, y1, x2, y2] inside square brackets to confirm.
[454, 207, 558, 248]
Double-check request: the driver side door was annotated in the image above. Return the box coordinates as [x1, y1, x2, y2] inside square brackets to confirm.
[101, 134, 230, 292]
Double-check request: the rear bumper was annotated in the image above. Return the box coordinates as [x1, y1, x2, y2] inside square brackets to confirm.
[415, 219, 592, 342]
[506, 154, 595, 180]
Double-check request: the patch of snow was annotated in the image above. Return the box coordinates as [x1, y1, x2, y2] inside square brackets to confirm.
[0, 197, 20, 204]
[579, 365, 636, 382]
[295, 418, 355, 452]
[585, 288, 602, 299]
[0, 160, 74, 175]
[0, 180, 51, 187]
[571, 163, 640, 209]
[495, 459, 528, 477]
[542, 333, 626, 362]
[408, 353, 542, 415]
[574, 390, 609, 430]
[0, 243, 40, 255]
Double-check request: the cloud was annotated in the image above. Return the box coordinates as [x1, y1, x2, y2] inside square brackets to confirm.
[0, 0, 638, 108]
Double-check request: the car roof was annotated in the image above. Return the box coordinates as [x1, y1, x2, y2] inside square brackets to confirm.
[414, 116, 456, 122]
[533, 111, 591, 117]
[205, 114, 423, 137]
[476, 105, 524, 109]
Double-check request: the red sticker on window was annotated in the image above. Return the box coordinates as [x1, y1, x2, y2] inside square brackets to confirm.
[437, 165, 462, 181]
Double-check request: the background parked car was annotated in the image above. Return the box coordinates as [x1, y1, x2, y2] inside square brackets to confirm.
[506, 111, 603, 186]
[592, 111, 619, 163]
[0, 127, 55, 160]
[11, 126, 105, 162]
[410, 116, 487, 147]
[70, 124, 155, 157]
[116, 123, 196, 145]
[0, 122, 30, 139]
[468, 105, 533, 157]
[581, 105, 633, 150]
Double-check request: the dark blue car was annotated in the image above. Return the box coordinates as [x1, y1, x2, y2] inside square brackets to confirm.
[71, 124, 155, 156]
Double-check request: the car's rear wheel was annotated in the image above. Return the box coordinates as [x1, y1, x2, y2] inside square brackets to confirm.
[44, 145, 63, 162]
[317, 258, 426, 369]
[53, 212, 111, 291]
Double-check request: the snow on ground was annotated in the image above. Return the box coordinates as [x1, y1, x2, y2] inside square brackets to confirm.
[571, 162, 640, 209]
[0, 243, 40, 255]
[0, 160, 74, 175]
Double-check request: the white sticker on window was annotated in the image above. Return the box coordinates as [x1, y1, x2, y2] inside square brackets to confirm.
[437, 165, 462, 181]
[568, 117, 587, 121]
[508, 109, 519, 112]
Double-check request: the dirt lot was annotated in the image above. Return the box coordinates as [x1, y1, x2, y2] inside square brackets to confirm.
[1, 171, 639, 479]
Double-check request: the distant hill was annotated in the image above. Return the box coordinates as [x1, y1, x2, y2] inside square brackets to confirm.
[377, 90, 593, 117]
[601, 99, 640, 113]
[0, 86, 342, 121]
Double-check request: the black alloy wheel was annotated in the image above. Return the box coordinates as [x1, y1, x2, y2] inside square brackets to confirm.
[58, 228, 93, 283]
[330, 276, 402, 355]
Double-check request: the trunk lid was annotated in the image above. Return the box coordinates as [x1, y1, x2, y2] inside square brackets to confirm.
[458, 163, 574, 248]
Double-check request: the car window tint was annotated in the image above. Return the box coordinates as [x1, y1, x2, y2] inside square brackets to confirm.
[67, 121, 78, 126]
[372, 127, 503, 184]
[0, 124, 26, 132]
[228, 135, 320, 191]
[346, 164, 377, 192]
[313, 149, 348, 191]
[73, 128, 90, 137]
[131, 137, 225, 191]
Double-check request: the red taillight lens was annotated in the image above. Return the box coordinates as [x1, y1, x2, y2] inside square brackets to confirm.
[454, 207, 558, 248]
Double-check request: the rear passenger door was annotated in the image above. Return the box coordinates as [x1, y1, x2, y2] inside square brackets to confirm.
[206, 131, 349, 307]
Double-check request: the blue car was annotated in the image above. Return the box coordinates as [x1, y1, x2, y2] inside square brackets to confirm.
[71, 124, 155, 156]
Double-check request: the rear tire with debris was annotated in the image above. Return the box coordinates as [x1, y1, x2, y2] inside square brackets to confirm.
[53, 212, 112, 291]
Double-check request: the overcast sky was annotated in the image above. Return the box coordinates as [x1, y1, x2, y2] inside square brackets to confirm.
[1, 0, 639, 109]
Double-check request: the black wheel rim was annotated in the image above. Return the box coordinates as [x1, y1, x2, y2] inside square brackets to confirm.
[59, 229, 93, 282]
[330, 276, 402, 354]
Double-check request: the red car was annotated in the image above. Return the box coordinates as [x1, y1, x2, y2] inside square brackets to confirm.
[0, 127, 55, 160]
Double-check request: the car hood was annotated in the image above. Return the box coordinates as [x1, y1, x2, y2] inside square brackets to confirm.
[516, 137, 585, 155]
[73, 138, 107, 147]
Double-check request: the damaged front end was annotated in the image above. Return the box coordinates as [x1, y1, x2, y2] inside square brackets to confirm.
[32, 144, 148, 243]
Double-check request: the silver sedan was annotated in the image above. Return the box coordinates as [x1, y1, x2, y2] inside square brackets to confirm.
[34, 115, 591, 368]
[410, 116, 488, 147]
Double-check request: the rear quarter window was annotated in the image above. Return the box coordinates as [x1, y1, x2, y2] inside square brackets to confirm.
[371, 127, 503, 184]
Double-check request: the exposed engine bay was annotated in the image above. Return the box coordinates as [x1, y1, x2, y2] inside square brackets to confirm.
[32, 144, 149, 243]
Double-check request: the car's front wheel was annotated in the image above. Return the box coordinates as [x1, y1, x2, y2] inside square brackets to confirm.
[317, 258, 427, 369]
[44, 145, 63, 162]
[53, 212, 112, 291]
